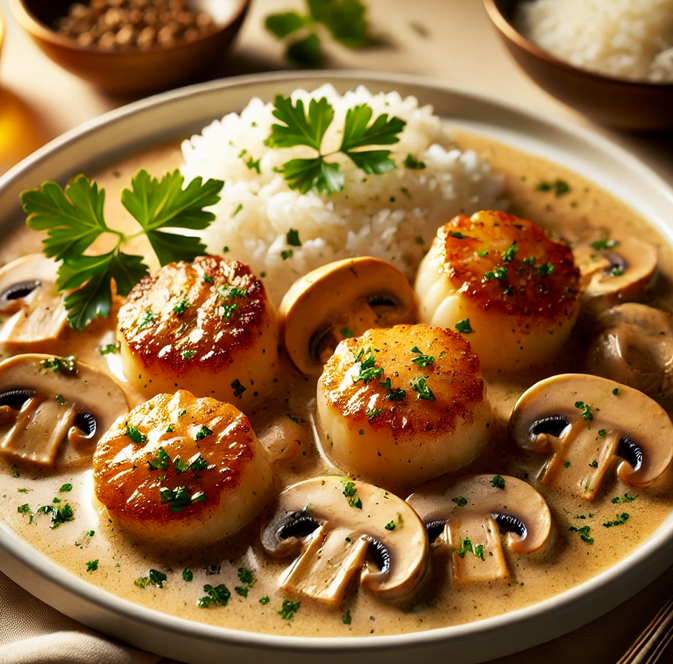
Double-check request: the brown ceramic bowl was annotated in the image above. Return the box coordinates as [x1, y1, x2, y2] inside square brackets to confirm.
[9, 0, 249, 96]
[483, 0, 673, 131]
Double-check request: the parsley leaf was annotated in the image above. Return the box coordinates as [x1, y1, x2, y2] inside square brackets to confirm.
[266, 95, 334, 151]
[278, 599, 301, 620]
[265, 11, 306, 38]
[287, 32, 323, 67]
[23, 170, 223, 330]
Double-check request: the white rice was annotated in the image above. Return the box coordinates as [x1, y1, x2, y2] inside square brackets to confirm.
[516, 0, 673, 83]
[181, 85, 505, 305]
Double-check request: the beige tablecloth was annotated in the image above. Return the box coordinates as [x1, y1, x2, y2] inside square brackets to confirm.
[2, 0, 673, 662]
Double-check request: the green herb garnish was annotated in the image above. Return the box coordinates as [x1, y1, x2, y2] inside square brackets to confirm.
[449, 231, 472, 240]
[265, 95, 405, 195]
[278, 599, 301, 620]
[59, 483, 73, 492]
[455, 318, 473, 334]
[384, 521, 396, 531]
[182, 569, 193, 582]
[198, 584, 231, 608]
[574, 401, 593, 420]
[159, 486, 206, 512]
[86, 560, 99, 572]
[452, 496, 467, 508]
[231, 379, 246, 398]
[404, 154, 426, 169]
[147, 447, 171, 471]
[342, 610, 352, 625]
[603, 513, 630, 528]
[286, 228, 302, 247]
[410, 376, 435, 401]
[135, 569, 167, 589]
[612, 493, 638, 504]
[491, 475, 505, 489]
[410, 346, 435, 368]
[36, 502, 74, 529]
[22, 170, 223, 329]
[591, 238, 619, 251]
[40, 355, 78, 376]
[501, 243, 518, 262]
[568, 525, 594, 544]
[482, 267, 508, 283]
[99, 342, 121, 355]
[125, 424, 147, 446]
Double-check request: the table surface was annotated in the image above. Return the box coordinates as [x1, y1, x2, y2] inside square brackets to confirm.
[1, 1, 673, 662]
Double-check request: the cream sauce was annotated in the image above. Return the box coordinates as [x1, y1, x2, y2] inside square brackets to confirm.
[1, 133, 672, 638]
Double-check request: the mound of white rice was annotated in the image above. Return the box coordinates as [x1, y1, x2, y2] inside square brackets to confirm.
[182, 85, 505, 305]
[516, 0, 673, 83]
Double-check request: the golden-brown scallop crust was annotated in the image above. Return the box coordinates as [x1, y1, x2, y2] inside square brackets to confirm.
[117, 256, 270, 375]
[438, 211, 580, 325]
[318, 325, 485, 440]
[93, 391, 257, 527]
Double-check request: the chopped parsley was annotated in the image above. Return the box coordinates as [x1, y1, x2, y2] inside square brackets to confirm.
[55, 394, 66, 404]
[449, 231, 472, 240]
[173, 298, 190, 315]
[159, 486, 206, 512]
[491, 475, 505, 489]
[574, 401, 593, 420]
[342, 480, 357, 497]
[501, 243, 519, 262]
[380, 378, 406, 401]
[477, 250, 489, 257]
[612, 493, 638, 504]
[603, 513, 630, 528]
[99, 342, 121, 355]
[40, 355, 78, 376]
[59, 483, 73, 493]
[281, 249, 294, 260]
[286, 228, 302, 246]
[598, 429, 607, 437]
[195, 425, 213, 441]
[353, 347, 383, 384]
[278, 599, 300, 620]
[244, 156, 261, 174]
[137, 309, 156, 331]
[533, 262, 555, 276]
[203, 274, 214, 284]
[366, 407, 384, 422]
[181, 350, 196, 360]
[222, 303, 238, 319]
[568, 525, 594, 544]
[147, 447, 171, 471]
[455, 318, 473, 334]
[238, 568, 254, 585]
[36, 503, 75, 529]
[231, 379, 246, 398]
[340, 327, 355, 338]
[384, 521, 396, 531]
[134, 570, 168, 589]
[613, 388, 620, 395]
[86, 560, 99, 572]
[175, 454, 208, 475]
[482, 267, 508, 283]
[537, 179, 571, 197]
[198, 584, 231, 608]
[235, 586, 249, 598]
[17, 504, 33, 523]
[404, 154, 426, 169]
[219, 285, 248, 300]
[411, 346, 435, 368]
[125, 424, 147, 446]
[563, 461, 571, 468]
[342, 610, 352, 625]
[259, 596, 270, 605]
[610, 265, 625, 277]
[589, 460, 599, 468]
[457, 538, 485, 560]
[410, 376, 435, 401]
[231, 203, 243, 218]
[182, 569, 193, 582]
[591, 238, 619, 251]
[452, 496, 467, 508]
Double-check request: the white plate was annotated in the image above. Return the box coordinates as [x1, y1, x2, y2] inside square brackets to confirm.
[1, 71, 673, 664]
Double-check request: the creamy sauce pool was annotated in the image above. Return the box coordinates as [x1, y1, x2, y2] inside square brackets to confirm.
[1, 133, 673, 637]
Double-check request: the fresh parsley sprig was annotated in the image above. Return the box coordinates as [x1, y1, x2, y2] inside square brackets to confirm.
[22, 170, 224, 330]
[266, 95, 406, 195]
[265, 0, 370, 67]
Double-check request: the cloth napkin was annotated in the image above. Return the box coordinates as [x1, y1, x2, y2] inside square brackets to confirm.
[2, 564, 673, 664]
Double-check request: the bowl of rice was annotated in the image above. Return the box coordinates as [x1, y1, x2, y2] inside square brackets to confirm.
[483, 0, 673, 131]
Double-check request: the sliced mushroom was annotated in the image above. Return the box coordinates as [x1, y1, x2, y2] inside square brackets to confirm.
[587, 303, 673, 405]
[260, 476, 428, 606]
[509, 374, 673, 500]
[0, 255, 68, 350]
[279, 257, 417, 375]
[407, 474, 552, 584]
[0, 353, 128, 468]
[573, 237, 657, 312]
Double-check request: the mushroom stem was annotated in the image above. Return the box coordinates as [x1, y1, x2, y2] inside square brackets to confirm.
[443, 514, 509, 584]
[0, 397, 77, 466]
[280, 525, 370, 606]
[541, 425, 620, 499]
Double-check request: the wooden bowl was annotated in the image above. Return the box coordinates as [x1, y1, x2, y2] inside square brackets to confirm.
[8, 0, 249, 96]
[483, 0, 673, 131]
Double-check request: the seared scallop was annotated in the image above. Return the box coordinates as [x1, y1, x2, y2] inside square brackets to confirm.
[415, 211, 581, 370]
[92, 390, 275, 545]
[117, 256, 280, 410]
[316, 324, 492, 489]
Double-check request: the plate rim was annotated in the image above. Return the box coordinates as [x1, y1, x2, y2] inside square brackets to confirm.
[2, 69, 673, 661]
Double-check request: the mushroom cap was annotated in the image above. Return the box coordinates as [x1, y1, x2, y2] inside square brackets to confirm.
[260, 476, 428, 601]
[0, 255, 67, 350]
[407, 474, 552, 555]
[279, 257, 417, 375]
[509, 373, 673, 489]
[573, 237, 657, 311]
[587, 303, 673, 404]
[0, 353, 128, 468]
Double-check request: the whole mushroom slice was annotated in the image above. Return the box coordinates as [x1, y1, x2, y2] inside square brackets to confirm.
[407, 474, 552, 584]
[509, 373, 673, 500]
[260, 476, 429, 607]
[279, 257, 417, 375]
[0, 255, 68, 350]
[0, 353, 128, 468]
[586, 303, 673, 405]
[572, 237, 657, 312]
